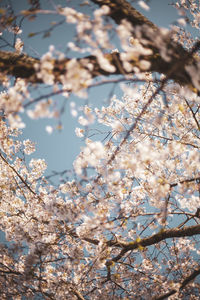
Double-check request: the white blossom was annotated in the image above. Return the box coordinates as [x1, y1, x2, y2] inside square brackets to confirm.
[138, 1, 150, 11]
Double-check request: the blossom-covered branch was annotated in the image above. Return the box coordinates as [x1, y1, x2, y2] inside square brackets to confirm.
[1, 0, 200, 298]
[91, 0, 200, 90]
[154, 265, 200, 299]
[1, 1, 200, 91]
[106, 224, 200, 263]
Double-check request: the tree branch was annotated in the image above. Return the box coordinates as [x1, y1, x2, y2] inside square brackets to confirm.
[106, 224, 200, 265]
[91, 0, 157, 30]
[91, 0, 200, 89]
[0, 151, 41, 200]
[70, 287, 85, 300]
[0, 1, 200, 91]
[153, 265, 200, 300]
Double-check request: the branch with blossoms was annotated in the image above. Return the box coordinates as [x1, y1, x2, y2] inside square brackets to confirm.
[101, 224, 200, 297]
[64, 222, 200, 297]
[153, 265, 200, 299]
[1, 0, 200, 93]
[103, 223, 200, 261]
[0, 48, 193, 86]
[1, 0, 200, 298]
[91, 0, 200, 89]
[0, 151, 39, 199]
[0, 42, 199, 92]
[92, 39, 200, 184]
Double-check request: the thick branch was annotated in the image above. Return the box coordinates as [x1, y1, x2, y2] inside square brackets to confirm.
[91, 0, 158, 30]
[0, 47, 198, 90]
[91, 0, 200, 89]
[74, 224, 200, 254]
[103, 225, 200, 297]
[0, 51, 128, 83]
[0, 51, 40, 82]
[0, 1, 200, 91]
[106, 224, 200, 264]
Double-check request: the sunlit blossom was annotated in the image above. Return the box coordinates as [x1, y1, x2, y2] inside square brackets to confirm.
[1, 1, 200, 298]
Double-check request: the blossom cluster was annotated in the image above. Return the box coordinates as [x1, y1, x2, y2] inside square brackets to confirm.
[0, 0, 200, 298]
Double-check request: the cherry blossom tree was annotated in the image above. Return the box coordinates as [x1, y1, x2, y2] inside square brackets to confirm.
[0, 0, 200, 298]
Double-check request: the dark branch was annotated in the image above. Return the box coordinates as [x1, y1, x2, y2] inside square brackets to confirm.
[0, 1, 200, 90]
[105, 224, 200, 265]
[1, 0, 200, 92]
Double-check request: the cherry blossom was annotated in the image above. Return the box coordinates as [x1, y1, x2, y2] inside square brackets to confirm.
[0, 0, 200, 299]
